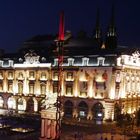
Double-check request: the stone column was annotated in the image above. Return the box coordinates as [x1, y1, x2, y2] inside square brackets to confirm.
[41, 119, 45, 138]
[40, 109, 58, 140]
[3, 70, 7, 92]
[51, 120, 56, 139]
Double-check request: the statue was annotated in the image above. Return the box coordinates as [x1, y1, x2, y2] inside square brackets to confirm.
[45, 92, 57, 110]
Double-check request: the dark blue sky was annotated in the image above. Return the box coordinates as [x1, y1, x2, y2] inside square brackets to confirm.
[0, 0, 139, 52]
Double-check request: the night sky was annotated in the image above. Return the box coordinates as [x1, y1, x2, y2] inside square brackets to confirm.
[0, 0, 139, 52]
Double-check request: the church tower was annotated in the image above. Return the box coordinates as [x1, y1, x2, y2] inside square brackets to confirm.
[93, 8, 102, 48]
[105, 5, 117, 50]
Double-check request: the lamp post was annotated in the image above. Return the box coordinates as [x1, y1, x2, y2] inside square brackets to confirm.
[55, 11, 64, 140]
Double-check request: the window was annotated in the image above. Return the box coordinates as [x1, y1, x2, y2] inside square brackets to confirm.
[67, 72, 73, 80]
[29, 84, 34, 94]
[8, 82, 13, 92]
[41, 84, 46, 95]
[66, 86, 73, 95]
[8, 71, 13, 78]
[53, 72, 58, 80]
[18, 82, 23, 94]
[0, 96, 4, 108]
[53, 85, 58, 93]
[18, 72, 23, 79]
[41, 72, 46, 79]
[29, 71, 34, 78]
[68, 58, 74, 66]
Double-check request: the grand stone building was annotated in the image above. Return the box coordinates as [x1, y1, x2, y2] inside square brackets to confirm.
[0, 10, 139, 124]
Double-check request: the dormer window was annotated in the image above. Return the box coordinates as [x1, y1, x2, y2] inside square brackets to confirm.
[68, 58, 74, 66]
[97, 57, 105, 66]
[54, 58, 58, 66]
[9, 60, 13, 67]
[0, 61, 3, 67]
[82, 57, 89, 66]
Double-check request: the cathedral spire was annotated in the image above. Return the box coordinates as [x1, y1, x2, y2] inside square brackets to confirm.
[107, 4, 116, 37]
[95, 8, 101, 39]
[93, 8, 102, 48]
[105, 4, 117, 50]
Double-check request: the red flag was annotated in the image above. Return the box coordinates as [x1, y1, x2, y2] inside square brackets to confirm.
[58, 11, 64, 41]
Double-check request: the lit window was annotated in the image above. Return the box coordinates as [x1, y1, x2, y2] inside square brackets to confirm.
[29, 71, 34, 78]
[18, 82, 23, 94]
[66, 86, 73, 95]
[0, 96, 4, 108]
[53, 85, 58, 93]
[67, 72, 73, 80]
[41, 84, 46, 95]
[7, 97, 16, 109]
[53, 72, 58, 80]
[80, 81, 88, 93]
[18, 72, 23, 79]
[8, 82, 13, 92]
[29, 84, 34, 94]
[41, 72, 46, 79]
[8, 71, 13, 78]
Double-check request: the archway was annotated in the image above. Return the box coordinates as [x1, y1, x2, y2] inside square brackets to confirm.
[78, 101, 88, 119]
[64, 100, 73, 118]
[17, 98, 26, 111]
[92, 102, 104, 121]
[114, 103, 121, 121]
[7, 96, 16, 109]
[27, 97, 34, 113]
[0, 96, 4, 108]
[34, 98, 38, 112]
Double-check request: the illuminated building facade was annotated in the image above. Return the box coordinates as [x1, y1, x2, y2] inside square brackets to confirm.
[0, 37, 139, 122]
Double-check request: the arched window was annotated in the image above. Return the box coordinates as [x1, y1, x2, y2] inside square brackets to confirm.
[7, 96, 16, 109]
[18, 98, 26, 111]
[78, 101, 88, 119]
[92, 102, 104, 121]
[26, 98, 38, 112]
[64, 100, 73, 118]
[34, 98, 38, 112]
[18, 82, 23, 94]
[0, 96, 4, 108]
